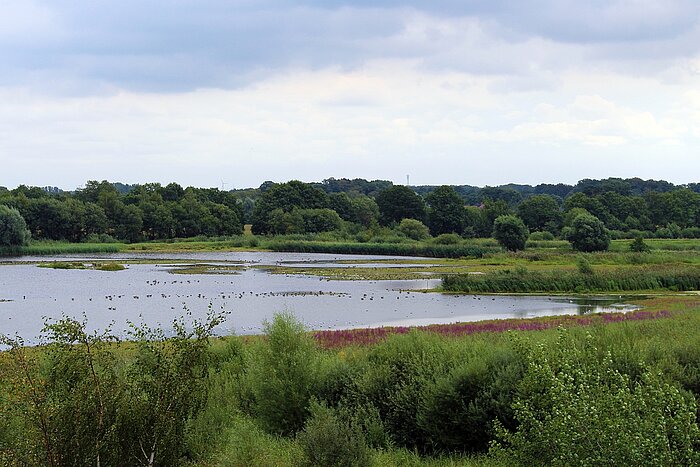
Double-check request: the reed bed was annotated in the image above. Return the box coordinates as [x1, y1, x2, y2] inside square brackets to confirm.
[0, 242, 122, 256]
[265, 240, 496, 258]
[442, 265, 700, 293]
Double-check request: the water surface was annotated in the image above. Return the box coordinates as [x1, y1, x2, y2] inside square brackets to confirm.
[0, 252, 637, 342]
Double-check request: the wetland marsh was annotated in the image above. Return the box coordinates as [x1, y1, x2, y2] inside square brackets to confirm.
[0, 251, 637, 342]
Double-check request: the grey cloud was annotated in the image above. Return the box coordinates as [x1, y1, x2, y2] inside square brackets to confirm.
[1, 0, 698, 93]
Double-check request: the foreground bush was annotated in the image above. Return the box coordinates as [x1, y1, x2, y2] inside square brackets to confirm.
[296, 402, 371, 467]
[492, 331, 700, 465]
[0, 312, 223, 467]
[248, 313, 321, 436]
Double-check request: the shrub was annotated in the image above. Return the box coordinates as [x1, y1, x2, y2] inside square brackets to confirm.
[492, 215, 529, 252]
[491, 331, 700, 466]
[575, 255, 594, 275]
[629, 236, 650, 253]
[418, 347, 524, 453]
[249, 313, 320, 436]
[432, 233, 462, 245]
[397, 218, 430, 241]
[0, 311, 223, 467]
[297, 402, 372, 467]
[528, 231, 554, 241]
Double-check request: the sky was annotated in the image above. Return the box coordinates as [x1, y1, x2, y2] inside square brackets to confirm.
[1, 1, 700, 191]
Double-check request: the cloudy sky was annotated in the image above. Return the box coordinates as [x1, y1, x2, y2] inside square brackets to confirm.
[2, 1, 700, 190]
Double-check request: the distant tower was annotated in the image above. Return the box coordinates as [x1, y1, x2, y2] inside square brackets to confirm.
[406, 174, 410, 186]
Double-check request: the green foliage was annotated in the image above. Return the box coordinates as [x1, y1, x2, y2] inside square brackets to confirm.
[426, 186, 465, 235]
[575, 255, 594, 275]
[492, 331, 700, 466]
[266, 239, 493, 258]
[349, 331, 454, 450]
[0, 204, 31, 246]
[249, 313, 320, 436]
[443, 265, 700, 293]
[566, 213, 610, 252]
[5, 303, 700, 465]
[517, 195, 562, 234]
[492, 215, 529, 252]
[298, 208, 343, 233]
[418, 347, 524, 453]
[0, 311, 223, 467]
[630, 236, 650, 253]
[252, 181, 329, 234]
[398, 218, 431, 241]
[375, 185, 427, 226]
[296, 402, 372, 467]
[432, 233, 462, 245]
[527, 231, 555, 241]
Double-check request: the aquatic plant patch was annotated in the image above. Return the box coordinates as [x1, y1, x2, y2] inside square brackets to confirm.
[312, 309, 671, 349]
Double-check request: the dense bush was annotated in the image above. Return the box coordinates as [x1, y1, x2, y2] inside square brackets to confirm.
[248, 313, 321, 436]
[492, 331, 700, 466]
[5, 309, 700, 464]
[432, 233, 462, 245]
[418, 347, 524, 452]
[397, 218, 430, 241]
[265, 239, 494, 258]
[296, 402, 371, 467]
[0, 312, 223, 467]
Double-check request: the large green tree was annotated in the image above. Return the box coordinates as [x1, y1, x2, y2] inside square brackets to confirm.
[375, 185, 426, 226]
[426, 186, 465, 235]
[492, 215, 529, 251]
[517, 195, 561, 233]
[566, 213, 610, 252]
[0, 205, 31, 246]
[252, 181, 329, 234]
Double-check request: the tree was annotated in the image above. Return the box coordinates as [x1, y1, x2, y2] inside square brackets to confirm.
[566, 213, 610, 252]
[492, 215, 529, 251]
[298, 209, 342, 233]
[375, 186, 426, 226]
[426, 186, 465, 235]
[350, 196, 379, 227]
[328, 193, 354, 222]
[517, 195, 561, 234]
[251, 181, 329, 234]
[0, 205, 31, 246]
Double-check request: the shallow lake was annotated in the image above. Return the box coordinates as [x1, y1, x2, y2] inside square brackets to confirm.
[0, 252, 638, 342]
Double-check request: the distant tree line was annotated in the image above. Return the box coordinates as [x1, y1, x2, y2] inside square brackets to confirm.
[0, 181, 243, 244]
[3, 177, 700, 249]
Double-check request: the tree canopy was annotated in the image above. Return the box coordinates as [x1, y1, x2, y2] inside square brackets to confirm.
[426, 185, 465, 235]
[376, 185, 426, 226]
